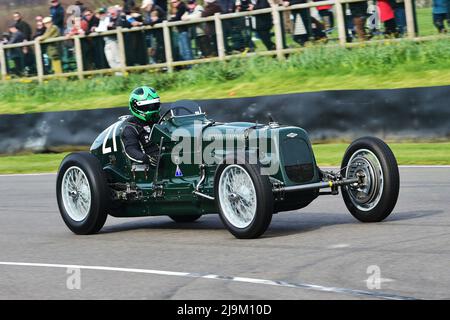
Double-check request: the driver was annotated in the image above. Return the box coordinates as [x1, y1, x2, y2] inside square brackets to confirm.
[122, 86, 161, 166]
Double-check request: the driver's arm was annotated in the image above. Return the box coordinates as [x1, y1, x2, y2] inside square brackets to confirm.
[122, 126, 157, 166]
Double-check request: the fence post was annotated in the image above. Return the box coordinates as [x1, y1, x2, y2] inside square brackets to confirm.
[404, 0, 416, 39]
[162, 21, 174, 72]
[0, 44, 7, 81]
[116, 27, 127, 74]
[214, 13, 226, 60]
[335, 0, 347, 46]
[34, 39, 44, 83]
[74, 36, 84, 80]
[271, 5, 284, 60]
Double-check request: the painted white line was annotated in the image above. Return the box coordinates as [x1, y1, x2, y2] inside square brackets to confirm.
[0, 261, 416, 300]
[327, 244, 350, 249]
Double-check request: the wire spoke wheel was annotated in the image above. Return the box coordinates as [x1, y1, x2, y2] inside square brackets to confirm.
[56, 152, 109, 235]
[62, 166, 92, 222]
[218, 165, 257, 229]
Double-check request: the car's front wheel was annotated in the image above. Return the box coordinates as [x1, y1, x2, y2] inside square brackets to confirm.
[215, 163, 273, 239]
[341, 137, 399, 222]
[56, 152, 109, 235]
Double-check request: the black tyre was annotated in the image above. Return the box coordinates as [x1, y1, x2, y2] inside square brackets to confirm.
[56, 152, 109, 234]
[169, 215, 202, 223]
[341, 137, 399, 222]
[215, 163, 273, 239]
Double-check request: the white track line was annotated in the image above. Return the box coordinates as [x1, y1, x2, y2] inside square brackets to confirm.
[0, 261, 416, 300]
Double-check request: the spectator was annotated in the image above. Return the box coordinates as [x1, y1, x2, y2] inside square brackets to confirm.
[1, 32, 9, 45]
[154, 0, 169, 13]
[13, 12, 32, 41]
[227, 0, 253, 52]
[36, 17, 62, 74]
[93, 7, 113, 69]
[33, 16, 47, 39]
[348, 1, 368, 40]
[251, 0, 274, 51]
[123, 0, 136, 13]
[75, 1, 87, 15]
[432, 0, 449, 33]
[314, 0, 334, 32]
[378, 0, 398, 37]
[201, 0, 222, 56]
[50, 0, 66, 35]
[170, 0, 194, 61]
[283, 0, 312, 46]
[393, 0, 406, 35]
[7, 23, 25, 76]
[94, 7, 111, 32]
[66, 16, 85, 36]
[103, 6, 123, 71]
[78, 9, 96, 69]
[22, 45, 36, 76]
[218, 0, 235, 53]
[182, 0, 210, 57]
[448, 0, 450, 27]
[124, 10, 147, 66]
[142, 0, 167, 63]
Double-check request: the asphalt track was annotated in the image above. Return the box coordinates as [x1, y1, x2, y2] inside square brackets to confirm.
[0, 167, 449, 300]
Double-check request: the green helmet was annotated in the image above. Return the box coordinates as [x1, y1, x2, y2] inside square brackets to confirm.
[128, 86, 161, 122]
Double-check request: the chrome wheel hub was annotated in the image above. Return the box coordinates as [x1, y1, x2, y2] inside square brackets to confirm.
[61, 166, 91, 222]
[345, 149, 384, 211]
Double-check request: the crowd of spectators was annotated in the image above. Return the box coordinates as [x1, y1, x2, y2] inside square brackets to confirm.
[1, 0, 448, 77]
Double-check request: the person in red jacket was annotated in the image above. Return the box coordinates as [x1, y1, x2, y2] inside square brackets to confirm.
[377, 0, 398, 37]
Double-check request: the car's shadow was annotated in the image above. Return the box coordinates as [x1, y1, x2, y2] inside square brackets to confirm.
[263, 209, 444, 238]
[100, 209, 444, 238]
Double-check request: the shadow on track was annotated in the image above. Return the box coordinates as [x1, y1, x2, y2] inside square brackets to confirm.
[98, 209, 444, 238]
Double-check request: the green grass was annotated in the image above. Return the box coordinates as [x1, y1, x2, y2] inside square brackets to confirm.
[1, 37, 450, 115]
[0, 153, 69, 174]
[1, 142, 449, 174]
[313, 142, 450, 166]
[417, 7, 435, 36]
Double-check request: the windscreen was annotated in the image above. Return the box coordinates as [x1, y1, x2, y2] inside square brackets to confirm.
[160, 100, 203, 117]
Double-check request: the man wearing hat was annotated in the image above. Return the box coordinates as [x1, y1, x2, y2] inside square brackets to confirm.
[36, 17, 62, 74]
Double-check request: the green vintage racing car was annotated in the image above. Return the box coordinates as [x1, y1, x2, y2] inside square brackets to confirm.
[56, 100, 400, 239]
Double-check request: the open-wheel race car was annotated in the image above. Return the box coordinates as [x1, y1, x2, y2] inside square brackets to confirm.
[56, 100, 400, 239]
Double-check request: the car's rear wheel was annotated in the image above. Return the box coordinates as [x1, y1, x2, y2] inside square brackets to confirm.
[215, 163, 273, 239]
[341, 137, 399, 222]
[56, 152, 109, 234]
[169, 215, 202, 223]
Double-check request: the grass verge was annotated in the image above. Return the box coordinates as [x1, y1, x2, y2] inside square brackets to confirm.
[1, 142, 448, 174]
[1, 37, 450, 114]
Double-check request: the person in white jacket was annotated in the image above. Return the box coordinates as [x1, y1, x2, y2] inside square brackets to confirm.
[96, 7, 122, 72]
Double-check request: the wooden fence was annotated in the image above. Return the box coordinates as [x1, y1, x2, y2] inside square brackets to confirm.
[0, 0, 419, 83]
